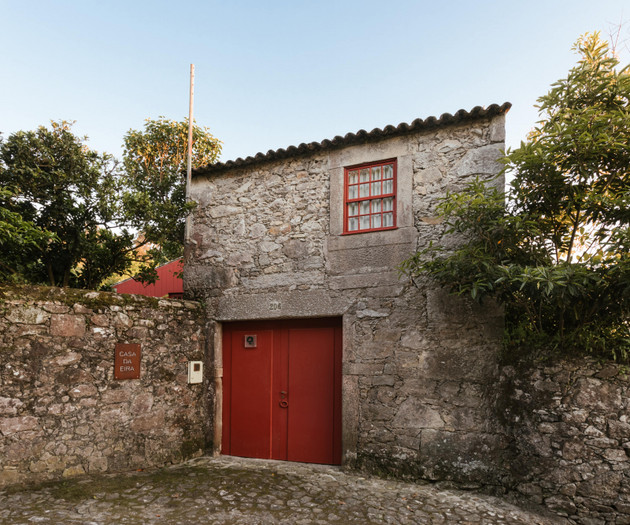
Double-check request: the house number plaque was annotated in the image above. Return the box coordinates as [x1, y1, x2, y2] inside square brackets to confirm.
[114, 343, 141, 380]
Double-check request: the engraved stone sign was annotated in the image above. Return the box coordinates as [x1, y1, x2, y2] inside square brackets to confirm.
[114, 343, 141, 380]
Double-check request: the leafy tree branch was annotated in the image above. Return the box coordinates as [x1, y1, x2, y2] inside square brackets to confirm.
[401, 33, 630, 361]
[0, 117, 221, 290]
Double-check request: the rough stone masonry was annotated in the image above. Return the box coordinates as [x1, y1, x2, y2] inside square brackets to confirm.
[499, 358, 630, 524]
[186, 105, 630, 524]
[0, 285, 209, 487]
[186, 106, 511, 486]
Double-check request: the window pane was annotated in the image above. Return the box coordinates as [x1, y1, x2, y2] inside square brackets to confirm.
[345, 161, 396, 234]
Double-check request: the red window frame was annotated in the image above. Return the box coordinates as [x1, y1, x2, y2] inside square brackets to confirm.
[343, 158, 397, 234]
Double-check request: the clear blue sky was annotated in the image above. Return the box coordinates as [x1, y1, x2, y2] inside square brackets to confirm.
[1, 1, 628, 162]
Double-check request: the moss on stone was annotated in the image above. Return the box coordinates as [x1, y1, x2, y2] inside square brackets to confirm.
[0, 283, 204, 316]
[179, 439, 204, 459]
[6, 466, 209, 502]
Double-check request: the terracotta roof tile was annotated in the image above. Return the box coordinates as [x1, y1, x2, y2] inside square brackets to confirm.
[193, 103, 511, 176]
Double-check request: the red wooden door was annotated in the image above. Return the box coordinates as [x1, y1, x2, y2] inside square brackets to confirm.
[222, 318, 342, 465]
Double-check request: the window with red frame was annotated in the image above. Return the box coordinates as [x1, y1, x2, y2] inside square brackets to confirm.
[344, 159, 396, 234]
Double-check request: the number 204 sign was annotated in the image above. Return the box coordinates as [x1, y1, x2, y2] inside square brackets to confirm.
[114, 343, 141, 380]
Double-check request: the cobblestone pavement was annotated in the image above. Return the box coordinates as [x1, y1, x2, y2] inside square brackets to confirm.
[0, 455, 568, 525]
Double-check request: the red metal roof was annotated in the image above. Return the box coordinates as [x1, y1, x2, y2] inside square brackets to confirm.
[112, 258, 183, 298]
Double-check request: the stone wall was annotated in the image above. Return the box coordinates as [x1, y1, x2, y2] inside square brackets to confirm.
[187, 115, 510, 487]
[0, 284, 209, 487]
[500, 359, 630, 524]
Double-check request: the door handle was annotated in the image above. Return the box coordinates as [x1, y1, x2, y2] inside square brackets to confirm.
[279, 391, 288, 408]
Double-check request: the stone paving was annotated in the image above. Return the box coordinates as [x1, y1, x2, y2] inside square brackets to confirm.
[0, 455, 568, 525]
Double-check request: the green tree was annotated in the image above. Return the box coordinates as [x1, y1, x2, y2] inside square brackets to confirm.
[0, 187, 55, 281]
[400, 33, 630, 360]
[0, 118, 221, 290]
[121, 117, 222, 262]
[0, 121, 130, 288]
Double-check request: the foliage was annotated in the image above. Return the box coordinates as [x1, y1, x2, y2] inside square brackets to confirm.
[400, 33, 630, 361]
[0, 188, 55, 282]
[121, 117, 222, 262]
[0, 121, 130, 288]
[0, 117, 221, 289]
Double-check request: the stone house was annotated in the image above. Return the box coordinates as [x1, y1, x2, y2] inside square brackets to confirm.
[185, 103, 511, 486]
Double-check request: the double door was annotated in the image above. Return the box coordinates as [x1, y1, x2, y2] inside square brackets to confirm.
[222, 318, 342, 465]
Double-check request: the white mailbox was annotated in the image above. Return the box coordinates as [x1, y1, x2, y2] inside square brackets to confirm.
[188, 361, 203, 384]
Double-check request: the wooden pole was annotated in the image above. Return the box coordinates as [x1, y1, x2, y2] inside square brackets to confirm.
[185, 64, 195, 243]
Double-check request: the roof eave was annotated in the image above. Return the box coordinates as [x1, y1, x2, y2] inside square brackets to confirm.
[193, 102, 511, 177]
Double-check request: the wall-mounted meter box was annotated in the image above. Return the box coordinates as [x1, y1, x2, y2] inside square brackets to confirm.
[188, 361, 203, 384]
